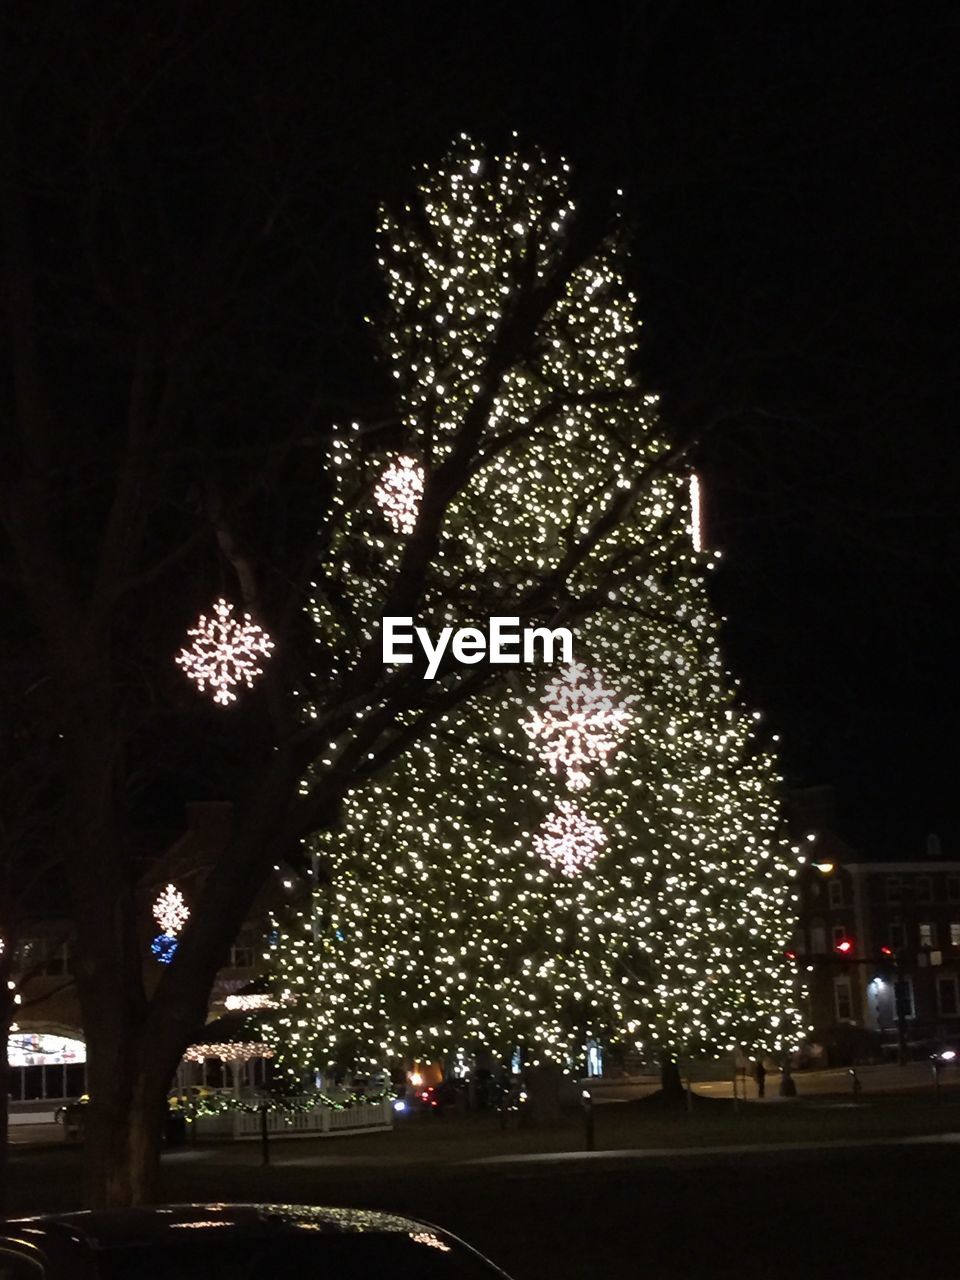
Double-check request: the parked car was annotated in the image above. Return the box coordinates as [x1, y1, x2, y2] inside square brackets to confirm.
[0, 1203, 513, 1277]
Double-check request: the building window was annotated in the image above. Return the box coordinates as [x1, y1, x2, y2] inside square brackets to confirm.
[832, 924, 850, 948]
[920, 922, 937, 949]
[14, 937, 71, 977]
[229, 941, 256, 968]
[947, 876, 960, 903]
[889, 922, 906, 950]
[810, 919, 827, 954]
[896, 976, 916, 1020]
[886, 876, 902, 904]
[950, 923, 960, 947]
[834, 977, 854, 1022]
[828, 879, 844, 909]
[916, 876, 933, 904]
[937, 976, 960, 1017]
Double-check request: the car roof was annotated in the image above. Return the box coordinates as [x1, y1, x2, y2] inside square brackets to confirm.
[4, 1203, 437, 1251]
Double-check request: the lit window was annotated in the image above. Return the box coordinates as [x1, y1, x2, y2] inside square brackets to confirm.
[950, 923, 960, 947]
[920, 922, 937, 949]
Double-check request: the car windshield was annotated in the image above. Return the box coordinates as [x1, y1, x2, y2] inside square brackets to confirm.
[97, 1235, 504, 1279]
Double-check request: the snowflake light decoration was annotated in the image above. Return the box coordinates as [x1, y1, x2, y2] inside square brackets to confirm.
[374, 455, 424, 534]
[176, 598, 274, 706]
[153, 883, 189, 936]
[523, 662, 636, 790]
[151, 934, 179, 965]
[533, 799, 607, 877]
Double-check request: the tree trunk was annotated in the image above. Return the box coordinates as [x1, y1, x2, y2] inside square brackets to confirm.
[523, 1062, 563, 1126]
[85, 1081, 165, 1209]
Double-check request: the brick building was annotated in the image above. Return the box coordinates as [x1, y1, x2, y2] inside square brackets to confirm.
[793, 822, 960, 1063]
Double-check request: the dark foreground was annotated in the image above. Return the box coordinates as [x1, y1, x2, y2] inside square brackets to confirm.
[7, 1099, 960, 1280]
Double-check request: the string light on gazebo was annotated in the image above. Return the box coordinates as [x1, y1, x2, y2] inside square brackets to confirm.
[224, 993, 280, 1012]
[176, 598, 274, 706]
[183, 1042, 275, 1063]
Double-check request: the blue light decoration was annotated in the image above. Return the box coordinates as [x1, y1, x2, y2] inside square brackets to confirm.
[151, 933, 179, 965]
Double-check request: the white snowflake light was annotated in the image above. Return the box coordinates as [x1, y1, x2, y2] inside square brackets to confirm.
[176, 598, 274, 706]
[523, 662, 635, 790]
[374, 455, 424, 534]
[533, 800, 607, 877]
[153, 883, 189, 936]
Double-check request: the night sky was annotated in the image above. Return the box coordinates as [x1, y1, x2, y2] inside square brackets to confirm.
[378, 1, 958, 857]
[9, 2, 958, 856]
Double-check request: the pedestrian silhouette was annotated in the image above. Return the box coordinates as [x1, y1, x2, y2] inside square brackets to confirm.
[754, 1057, 766, 1098]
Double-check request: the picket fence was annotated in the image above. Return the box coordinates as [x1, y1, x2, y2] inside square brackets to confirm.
[193, 1097, 393, 1140]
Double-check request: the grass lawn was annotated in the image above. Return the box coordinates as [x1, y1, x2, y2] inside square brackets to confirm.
[176, 1085, 960, 1168]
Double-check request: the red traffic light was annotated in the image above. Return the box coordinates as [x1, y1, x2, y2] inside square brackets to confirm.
[835, 938, 854, 954]
[880, 945, 894, 957]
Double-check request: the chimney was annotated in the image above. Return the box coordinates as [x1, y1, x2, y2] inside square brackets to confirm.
[185, 802, 234, 854]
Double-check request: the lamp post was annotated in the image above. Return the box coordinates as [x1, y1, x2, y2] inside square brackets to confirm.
[880, 946, 909, 1066]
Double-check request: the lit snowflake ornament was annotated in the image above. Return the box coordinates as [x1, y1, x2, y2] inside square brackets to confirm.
[533, 799, 606, 877]
[374, 455, 424, 534]
[176, 598, 274, 706]
[523, 662, 636, 790]
[153, 883, 189, 936]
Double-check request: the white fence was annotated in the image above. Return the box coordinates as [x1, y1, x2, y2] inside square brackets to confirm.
[193, 1097, 393, 1141]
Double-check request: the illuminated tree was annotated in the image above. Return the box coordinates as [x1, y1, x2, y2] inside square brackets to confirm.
[1, 114, 697, 1205]
[266, 141, 803, 1086]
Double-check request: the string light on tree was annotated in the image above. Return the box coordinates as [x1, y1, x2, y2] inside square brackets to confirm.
[523, 662, 635, 791]
[533, 799, 607, 877]
[373, 455, 424, 534]
[176, 598, 274, 706]
[689, 473, 704, 552]
[266, 137, 804, 1083]
[153, 884, 189, 936]
[151, 934, 179, 965]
